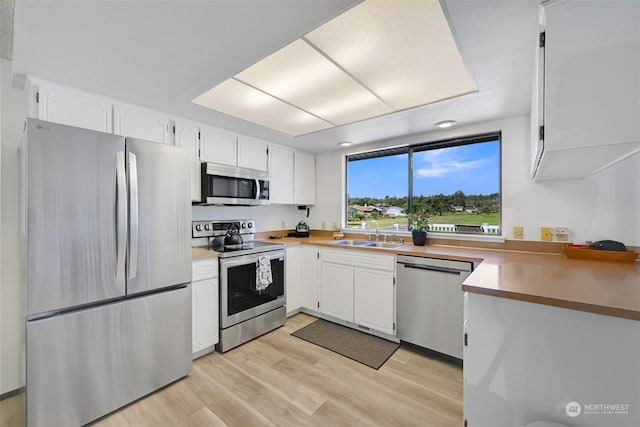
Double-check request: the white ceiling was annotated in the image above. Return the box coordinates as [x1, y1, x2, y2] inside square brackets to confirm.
[11, 0, 540, 153]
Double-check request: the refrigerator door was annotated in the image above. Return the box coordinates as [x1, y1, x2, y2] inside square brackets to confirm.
[26, 286, 192, 427]
[24, 119, 126, 317]
[125, 138, 192, 294]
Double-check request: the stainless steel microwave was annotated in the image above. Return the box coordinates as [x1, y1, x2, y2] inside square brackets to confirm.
[200, 163, 269, 206]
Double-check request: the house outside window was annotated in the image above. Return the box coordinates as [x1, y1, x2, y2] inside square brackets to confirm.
[345, 133, 501, 235]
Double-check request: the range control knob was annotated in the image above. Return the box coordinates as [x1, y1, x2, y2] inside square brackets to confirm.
[241, 222, 247, 229]
[247, 222, 253, 229]
[195, 224, 203, 231]
[204, 224, 211, 231]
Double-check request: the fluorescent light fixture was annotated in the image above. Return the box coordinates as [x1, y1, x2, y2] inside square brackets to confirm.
[435, 120, 457, 128]
[338, 141, 353, 147]
[192, 0, 475, 136]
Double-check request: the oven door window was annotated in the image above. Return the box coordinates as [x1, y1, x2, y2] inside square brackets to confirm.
[226, 257, 284, 316]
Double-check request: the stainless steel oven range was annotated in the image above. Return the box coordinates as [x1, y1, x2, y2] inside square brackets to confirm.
[192, 219, 286, 352]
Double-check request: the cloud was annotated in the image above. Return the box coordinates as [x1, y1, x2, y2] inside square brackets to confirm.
[415, 148, 488, 178]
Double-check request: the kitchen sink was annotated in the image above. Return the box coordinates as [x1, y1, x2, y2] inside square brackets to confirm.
[333, 239, 406, 249]
[368, 241, 406, 248]
[333, 239, 374, 246]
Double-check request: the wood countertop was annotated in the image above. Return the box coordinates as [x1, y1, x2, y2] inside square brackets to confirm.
[192, 247, 219, 260]
[266, 235, 640, 321]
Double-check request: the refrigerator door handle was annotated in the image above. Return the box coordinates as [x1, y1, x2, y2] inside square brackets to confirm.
[116, 151, 127, 281]
[128, 152, 139, 280]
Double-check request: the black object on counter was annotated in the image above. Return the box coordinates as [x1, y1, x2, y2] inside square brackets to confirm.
[591, 240, 627, 251]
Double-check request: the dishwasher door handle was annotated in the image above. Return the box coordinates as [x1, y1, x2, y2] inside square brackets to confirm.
[398, 262, 464, 275]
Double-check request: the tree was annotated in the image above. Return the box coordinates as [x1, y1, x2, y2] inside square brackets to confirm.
[453, 190, 466, 207]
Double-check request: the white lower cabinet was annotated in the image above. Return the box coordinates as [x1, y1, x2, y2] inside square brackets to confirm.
[285, 246, 302, 315]
[320, 262, 354, 322]
[301, 246, 320, 311]
[319, 248, 395, 336]
[191, 258, 218, 358]
[354, 268, 395, 335]
[464, 292, 640, 427]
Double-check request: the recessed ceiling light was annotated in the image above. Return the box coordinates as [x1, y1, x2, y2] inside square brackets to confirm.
[435, 120, 457, 128]
[338, 141, 353, 147]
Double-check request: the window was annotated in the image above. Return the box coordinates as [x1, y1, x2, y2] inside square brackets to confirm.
[345, 133, 501, 235]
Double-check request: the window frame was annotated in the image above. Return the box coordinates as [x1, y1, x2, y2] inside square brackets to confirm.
[344, 131, 502, 236]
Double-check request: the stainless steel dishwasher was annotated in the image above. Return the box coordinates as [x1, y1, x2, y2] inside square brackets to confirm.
[396, 255, 473, 360]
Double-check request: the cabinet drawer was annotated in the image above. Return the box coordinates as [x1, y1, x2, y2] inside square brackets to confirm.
[322, 249, 395, 271]
[192, 258, 218, 281]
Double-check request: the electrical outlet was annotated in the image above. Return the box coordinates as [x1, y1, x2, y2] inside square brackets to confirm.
[541, 227, 553, 241]
[553, 227, 569, 242]
[513, 226, 524, 239]
[281, 220, 286, 229]
[321, 221, 326, 230]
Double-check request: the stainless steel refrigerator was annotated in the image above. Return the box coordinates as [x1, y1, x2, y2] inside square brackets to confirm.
[22, 119, 192, 427]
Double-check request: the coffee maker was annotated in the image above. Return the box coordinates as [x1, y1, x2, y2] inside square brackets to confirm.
[295, 206, 310, 237]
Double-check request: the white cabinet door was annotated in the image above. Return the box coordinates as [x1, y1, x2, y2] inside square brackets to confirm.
[237, 135, 268, 171]
[269, 146, 295, 204]
[532, 1, 640, 180]
[113, 104, 171, 144]
[192, 278, 219, 355]
[320, 262, 354, 322]
[294, 152, 316, 205]
[200, 126, 237, 166]
[285, 246, 302, 315]
[354, 268, 395, 335]
[37, 83, 113, 133]
[301, 246, 320, 311]
[174, 120, 202, 202]
[191, 258, 218, 357]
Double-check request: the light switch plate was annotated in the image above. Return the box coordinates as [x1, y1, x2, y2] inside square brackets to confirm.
[541, 227, 553, 241]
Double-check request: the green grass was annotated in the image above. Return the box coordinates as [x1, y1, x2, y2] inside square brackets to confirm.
[347, 212, 499, 229]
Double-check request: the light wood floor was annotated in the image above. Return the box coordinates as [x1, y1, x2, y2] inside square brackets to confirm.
[1, 313, 462, 427]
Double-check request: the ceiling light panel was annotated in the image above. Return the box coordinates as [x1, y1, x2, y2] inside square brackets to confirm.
[235, 39, 393, 126]
[305, 0, 476, 111]
[192, 79, 334, 136]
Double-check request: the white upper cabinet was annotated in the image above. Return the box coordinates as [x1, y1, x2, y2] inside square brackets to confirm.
[268, 146, 316, 205]
[237, 135, 268, 171]
[174, 120, 202, 202]
[200, 129, 268, 171]
[294, 152, 316, 205]
[268, 146, 295, 204]
[532, 0, 640, 180]
[200, 126, 237, 166]
[35, 83, 113, 133]
[114, 104, 172, 144]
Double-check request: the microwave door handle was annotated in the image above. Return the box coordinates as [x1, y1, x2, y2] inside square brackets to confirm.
[255, 178, 260, 201]
[115, 151, 127, 281]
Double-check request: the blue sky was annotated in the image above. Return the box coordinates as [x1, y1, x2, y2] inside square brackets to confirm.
[347, 140, 500, 199]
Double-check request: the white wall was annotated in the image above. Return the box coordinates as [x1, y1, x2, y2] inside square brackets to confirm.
[314, 115, 640, 246]
[1, 58, 27, 395]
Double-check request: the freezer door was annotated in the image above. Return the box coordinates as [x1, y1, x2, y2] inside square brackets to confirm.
[26, 286, 192, 427]
[125, 138, 191, 294]
[24, 119, 126, 317]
